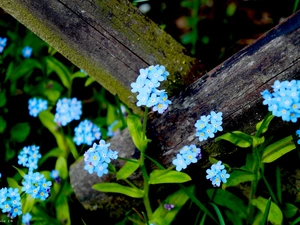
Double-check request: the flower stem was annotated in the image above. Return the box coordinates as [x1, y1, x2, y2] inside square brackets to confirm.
[142, 107, 148, 140]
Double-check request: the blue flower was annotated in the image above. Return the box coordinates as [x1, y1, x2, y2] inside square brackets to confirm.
[83, 139, 118, 177]
[0, 37, 7, 53]
[22, 46, 32, 58]
[195, 111, 223, 142]
[0, 187, 22, 218]
[206, 161, 230, 187]
[54, 98, 82, 126]
[172, 154, 187, 172]
[22, 212, 32, 225]
[131, 65, 171, 113]
[73, 120, 101, 145]
[28, 98, 48, 117]
[172, 145, 202, 171]
[107, 120, 120, 137]
[18, 145, 41, 172]
[50, 170, 61, 183]
[21, 172, 52, 200]
[262, 80, 300, 122]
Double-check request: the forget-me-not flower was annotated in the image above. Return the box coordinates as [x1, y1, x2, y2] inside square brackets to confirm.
[195, 111, 223, 142]
[22, 46, 33, 58]
[0, 37, 7, 53]
[73, 120, 101, 146]
[172, 145, 202, 171]
[18, 145, 41, 172]
[131, 65, 171, 114]
[54, 98, 82, 126]
[83, 139, 118, 178]
[28, 98, 48, 117]
[0, 187, 22, 218]
[206, 161, 230, 187]
[22, 213, 32, 225]
[261, 80, 300, 122]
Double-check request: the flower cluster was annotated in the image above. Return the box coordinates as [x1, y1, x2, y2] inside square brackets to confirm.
[28, 98, 48, 117]
[0, 187, 22, 218]
[172, 145, 201, 171]
[18, 145, 41, 172]
[0, 37, 7, 53]
[206, 161, 230, 187]
[22, 172, 52, 200]
[54, 98, 82, 126]
[73, 120, 101, 145]
[83, 140, 118, 177]
[130, 65, 171, 114]
[22, 46, 33, 58]
[164, 204, 175, 210]
[22, 213, 32, 225]
[195, 111, 223, 142]
[261, 80, 300, 122]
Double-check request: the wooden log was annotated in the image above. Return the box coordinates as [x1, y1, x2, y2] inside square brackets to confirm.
[0, 0, 205, 114]
[69, 11, 300, 215]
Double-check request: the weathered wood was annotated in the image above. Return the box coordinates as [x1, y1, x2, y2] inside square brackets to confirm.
[0, 0, 205, 114]
[69, 11, 300, 214]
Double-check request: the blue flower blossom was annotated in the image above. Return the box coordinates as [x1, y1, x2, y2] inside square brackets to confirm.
[22, 46, 33, 58]
[131, 65, 171, 114]
[50, 170, 61, 183]
[21, 172, 52, 200]
[22, 212, 32, 225]
[206, 161, 230, 187]
[262, 80, 300, 122]
[83, 140, 118, 177]
[0, 37, 7, 53]
[54, 98, 82, 126]
[172, 145, 202, 171]
[107, 120, 120, 137]
[73, 120, 101, 145]
[0, 187, 22, 218]
[195, 111, 223, 142]
[18, 145, 41, 172]
[28, 98, 48, 117]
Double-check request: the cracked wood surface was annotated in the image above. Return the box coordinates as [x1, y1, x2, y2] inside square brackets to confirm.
[69, 11, 300, 215]
[0, 0, 205, 114]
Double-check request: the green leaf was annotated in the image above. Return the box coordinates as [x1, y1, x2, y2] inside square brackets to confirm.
[116, 159, 140, 180]
[85, 77, 95, 87]
[251, 196, 283, 225]
[0, 116, 7, 133]
[22, 194, 35, 214]
[283, 203, 298, 218]
[10, 122, 30, 142]
[66, 136, 79, 159]
[71, 71, 87, 80]
[127, 115, 148, 152]
[38, 111, 68, 152]
[7, 177, 21, 191]
[0, 91, 6, 107]
[256, 112, 274, 137]
[45, 89, 60, 103]
[93, 183, 144, 198]
[56, 194, 71, 225]
[261, 135, 296, 163]
[55, 156, 68, 179]
[149, 169, 191, 184]
[222, 168, 255, 188]
[39, 147, 66, 166]
[207, 188, 247, 219]
[226, 2, 237, 17]
[13, 166, 26, 177]
[151, 185, 194, 225]
[5, 58, 43, 82]
[261, 197, 272, 225]
[45, 56, 71, 89]
[210, 203, 225, 225]
[215, 131, 252, 148]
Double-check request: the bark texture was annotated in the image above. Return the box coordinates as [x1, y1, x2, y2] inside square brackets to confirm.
[0, 0, 205, 114]
[69, 11, 300, 215]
